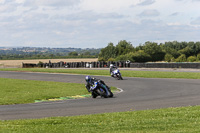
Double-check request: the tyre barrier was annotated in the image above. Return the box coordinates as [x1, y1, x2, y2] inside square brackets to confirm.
[22, 61, 200, 69]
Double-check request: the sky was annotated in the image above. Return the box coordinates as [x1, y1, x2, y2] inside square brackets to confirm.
[0, 0, 200, 48]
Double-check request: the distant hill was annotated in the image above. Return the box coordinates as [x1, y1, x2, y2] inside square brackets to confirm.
[0, 47, 101, 60]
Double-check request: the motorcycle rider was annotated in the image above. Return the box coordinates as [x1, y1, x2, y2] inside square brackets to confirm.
[85, 75, 109, 92]
[110, 64, 117, 77]
[85, 75, 113, 98]
[85, 75, 98, 92]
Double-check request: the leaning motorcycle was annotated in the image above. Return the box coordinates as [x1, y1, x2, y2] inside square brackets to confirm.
[91, 80, 113, 98]
[112, 69, 123, 80]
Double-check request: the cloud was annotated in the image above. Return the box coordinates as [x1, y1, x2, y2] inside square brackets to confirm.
[54, 11, 125, 21]
[23, 0, 81, 7]
[138, 9, 160, 17]
[0, 4, 17, 12]
[138, 0, 156, 6]
[191, 17, 200, 25]
[0, 0, 200, 48]
[169, 12, 180, 16]
[192, 0, 200, 2]
[0, 0, 5, 4]
[175, 0, 200, 2]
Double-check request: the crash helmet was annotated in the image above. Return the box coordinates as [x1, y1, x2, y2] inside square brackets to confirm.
[110, 64, 114, 68]
[85, 75, 92, 83]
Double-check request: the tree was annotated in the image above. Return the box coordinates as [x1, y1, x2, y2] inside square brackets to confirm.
[143, 42, 165, 61]
[98, 42, 116, 61]
[188, 41, 197, 55]
[195, 42, 200, 55]
[115, 40, 134, 56]
[115, 50, 151, 63]
[68, 52, 78, 56]
[83, 51, 90, 56]
[132, 50, 151, 62]
[50, 54, 54, 59]
[178, 47, 192, 57]
[161, 46, 179, 58]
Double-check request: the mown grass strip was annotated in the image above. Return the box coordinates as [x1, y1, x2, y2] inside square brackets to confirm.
[1, 68, 200, 79]
[1, 106, 200, 133]
[0, 78, 88, 105]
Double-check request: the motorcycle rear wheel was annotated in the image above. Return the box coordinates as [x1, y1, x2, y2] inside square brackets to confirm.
[109, 91, 113, 97]
[92, 92, 98, 98]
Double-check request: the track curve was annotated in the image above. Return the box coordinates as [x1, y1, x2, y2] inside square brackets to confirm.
[0, 71, 200, 120]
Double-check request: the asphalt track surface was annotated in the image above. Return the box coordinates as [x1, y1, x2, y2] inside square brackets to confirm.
[0, 71, 200, 120]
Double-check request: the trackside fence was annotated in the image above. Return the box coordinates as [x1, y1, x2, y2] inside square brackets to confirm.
[22, 61, 200, 69]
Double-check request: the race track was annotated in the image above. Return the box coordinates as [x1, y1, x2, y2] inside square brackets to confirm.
[0, 71, 200, 120]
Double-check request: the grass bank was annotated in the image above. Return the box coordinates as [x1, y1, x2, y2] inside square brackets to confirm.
[1, 106, 200, 132]
[1, 68, 200, 79]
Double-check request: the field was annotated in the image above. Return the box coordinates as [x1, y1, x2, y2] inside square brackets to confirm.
[0, 58, 98, 68]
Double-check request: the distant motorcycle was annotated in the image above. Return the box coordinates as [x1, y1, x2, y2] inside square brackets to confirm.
[112, 69, 123, 80]
[91, 80, 113, 98]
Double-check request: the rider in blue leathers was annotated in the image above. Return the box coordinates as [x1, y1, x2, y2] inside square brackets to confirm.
[85, 75, 98, 92]
[85, 75, 109, 96]
[85, 75, 112, 98]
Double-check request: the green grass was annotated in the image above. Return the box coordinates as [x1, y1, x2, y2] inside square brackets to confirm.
[1, 106, 200, 133]
[0, 78, 88, 105]
[0, 78, 117, 105]
[122, 70, 200, 79]
[1, 68, 200, 79]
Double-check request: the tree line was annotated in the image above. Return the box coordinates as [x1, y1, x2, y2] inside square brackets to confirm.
[0, 53, 98, 60]
[98, 40, 200, 62]
[1, 41, 200, 62]
[0, 48, 100, 60]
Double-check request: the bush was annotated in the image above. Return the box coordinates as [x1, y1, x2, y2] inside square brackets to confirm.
[187, 56, 196, 62]
[176, 54, 187, 62]
[164, 54, 174, 62]
[37, 61, 43, 67]
[115, 54, 133, 62]
[115, 50, 151, 63]
[132, 50, 151, 62]
[98, 57, 106, 62]
[107, 58, 115, 62]
[197, 54, 200, 61]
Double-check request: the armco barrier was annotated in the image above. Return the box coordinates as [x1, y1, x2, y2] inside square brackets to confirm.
[22, 61, 200, 69]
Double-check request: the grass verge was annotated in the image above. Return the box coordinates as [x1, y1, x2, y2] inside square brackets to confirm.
[0, 78, 117, 105]
[1, 68, 200, 79]
[0, 78, 87, 105]
[1, 106, 200, 132]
